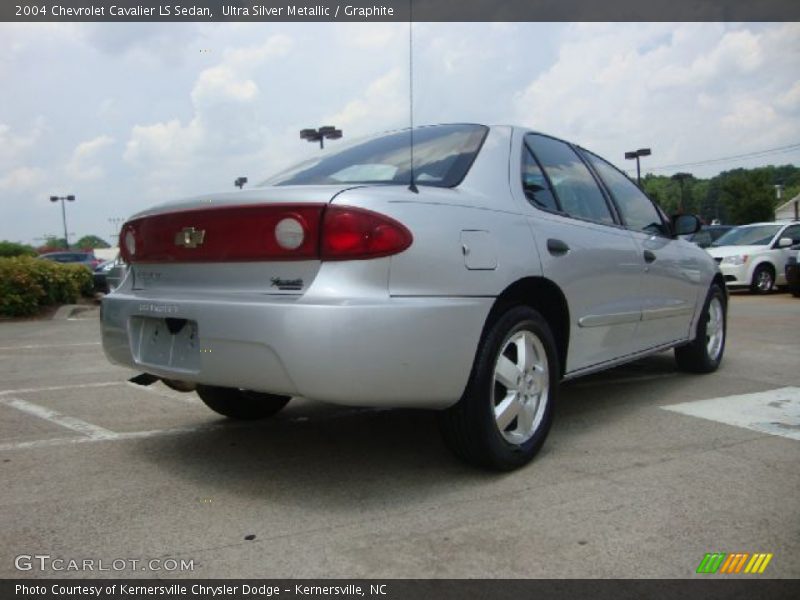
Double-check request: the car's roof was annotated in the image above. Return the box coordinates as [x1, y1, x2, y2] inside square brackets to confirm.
[40, 251, 91, 257]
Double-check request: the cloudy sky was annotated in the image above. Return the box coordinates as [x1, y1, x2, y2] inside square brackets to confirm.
[1, 22, 798, 245]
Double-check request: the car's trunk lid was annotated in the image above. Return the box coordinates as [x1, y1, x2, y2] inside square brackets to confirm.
[124, 185, 361, 296]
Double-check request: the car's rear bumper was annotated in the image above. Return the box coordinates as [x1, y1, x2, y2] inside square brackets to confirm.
[101, 291, 492, 409]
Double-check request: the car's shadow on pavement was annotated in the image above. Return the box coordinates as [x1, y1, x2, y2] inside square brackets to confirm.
[128, 352, 697, 507]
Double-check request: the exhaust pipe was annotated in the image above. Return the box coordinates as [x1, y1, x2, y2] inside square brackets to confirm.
[128, 373, 196, 392]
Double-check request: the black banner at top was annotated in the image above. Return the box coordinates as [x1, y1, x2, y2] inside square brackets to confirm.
[3, 0, 800, 22]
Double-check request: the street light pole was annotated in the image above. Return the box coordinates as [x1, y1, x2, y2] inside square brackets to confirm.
[624, 148, 651, 186]
[50, 195, 75, 248]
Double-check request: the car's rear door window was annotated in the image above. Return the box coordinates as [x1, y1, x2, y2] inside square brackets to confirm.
[525, 134, 615, 226]
[582, 150, 668, 236]
[521, 144, 559, 212]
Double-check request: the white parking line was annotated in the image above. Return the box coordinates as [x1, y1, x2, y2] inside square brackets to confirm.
[0, 342, 101, 351]
[662, 387, 800, 441]
[0, 381, 122, 396]
[0, 421, 258, 452]
[0, 397, 117, 439]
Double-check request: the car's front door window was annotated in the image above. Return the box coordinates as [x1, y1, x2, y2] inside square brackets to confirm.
[582, 150, 667, 236]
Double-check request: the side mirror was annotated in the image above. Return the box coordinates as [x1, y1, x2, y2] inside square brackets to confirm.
[777, 237, 793, 249]
[672, 214, 701, 236]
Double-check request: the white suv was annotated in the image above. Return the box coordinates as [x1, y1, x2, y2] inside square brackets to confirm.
[707, 221, 800, 293]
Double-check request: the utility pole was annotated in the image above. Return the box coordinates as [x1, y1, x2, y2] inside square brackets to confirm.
[672, 173, 692, 214]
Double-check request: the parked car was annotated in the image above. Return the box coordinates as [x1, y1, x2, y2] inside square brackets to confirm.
[706, 221, 800, 293]
[786, 245, 800, 297]
[39, 251, 100, 269]
[93, 256, 126, 293]
[682, 224, 733, 248]
[102, 124, 727, 470]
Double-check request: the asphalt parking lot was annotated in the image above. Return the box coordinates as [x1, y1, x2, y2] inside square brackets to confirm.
[0, 293, 798, 579]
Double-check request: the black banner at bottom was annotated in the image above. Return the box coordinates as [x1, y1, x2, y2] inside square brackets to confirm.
[3, 579, 800, 600]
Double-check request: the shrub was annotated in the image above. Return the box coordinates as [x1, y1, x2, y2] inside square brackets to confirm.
[0, 241, 37, 258]
[0, 257, 94, 317]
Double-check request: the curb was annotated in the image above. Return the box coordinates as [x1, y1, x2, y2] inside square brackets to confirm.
[52, 305, 100, 320]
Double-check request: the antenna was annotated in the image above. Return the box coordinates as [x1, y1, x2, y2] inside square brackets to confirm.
[408, 0, 418, 193]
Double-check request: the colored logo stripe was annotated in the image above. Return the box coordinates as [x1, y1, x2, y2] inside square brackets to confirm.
[696, 552, 773, 574]
[744, 553, 773, 574]
[697, 553, 726, 574]
[719, 553, 749, 574]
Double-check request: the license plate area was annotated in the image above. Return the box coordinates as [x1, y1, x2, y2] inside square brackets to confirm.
[129, 316, 200, 372]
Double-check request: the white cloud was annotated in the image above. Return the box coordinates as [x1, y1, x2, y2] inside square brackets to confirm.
[325, 68, 407, 137]
[122, 33, 293, 194]
[0, 166, 46, 192]
[0, 118, 45, 166]
[65, 135, 115, 181]
[191, 66, 259, 106]
[514, 23, 800, 175]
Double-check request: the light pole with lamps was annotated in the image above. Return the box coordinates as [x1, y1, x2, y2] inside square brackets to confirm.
[300, 126, 342, 149]
[624, 148, 651, 186]
[50, 194, 75, 249]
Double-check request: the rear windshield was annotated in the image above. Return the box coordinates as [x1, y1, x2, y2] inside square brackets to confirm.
[262, 124, 488, 188]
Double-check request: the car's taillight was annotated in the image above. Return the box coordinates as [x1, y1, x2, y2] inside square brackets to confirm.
[321, 205, 413, 260]
[118, 203, 412, 263]
[119, 225, 136, 263]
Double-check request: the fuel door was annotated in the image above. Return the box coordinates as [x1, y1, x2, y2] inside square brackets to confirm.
[460, 230, 497, 270]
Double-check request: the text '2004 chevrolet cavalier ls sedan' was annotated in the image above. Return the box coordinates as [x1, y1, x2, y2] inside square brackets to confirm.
[102, 124, 727, 470]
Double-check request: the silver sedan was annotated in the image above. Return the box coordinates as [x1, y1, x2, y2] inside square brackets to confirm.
[102, 124, 726, 470]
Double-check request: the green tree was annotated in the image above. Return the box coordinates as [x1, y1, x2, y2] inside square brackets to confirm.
[75, 235, 110, 249]
[719, 170, 775, 224]
[0, 241, 37, 257]
[41, 236, 69, 251]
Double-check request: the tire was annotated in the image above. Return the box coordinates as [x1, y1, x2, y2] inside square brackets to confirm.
[749, 264, 775, 294]
[196, 385, 291, 420]
[675, 284, 727, 373]
[438, 306, 559, 471]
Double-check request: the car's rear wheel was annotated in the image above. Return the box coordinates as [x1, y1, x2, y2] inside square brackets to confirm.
[438, 306, 558, 471]
[675, 284, 726, 373]
[750, 264, 774, 294]
[195, 385, 291, 420]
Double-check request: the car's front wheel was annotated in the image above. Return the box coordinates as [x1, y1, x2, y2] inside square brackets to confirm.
[675, 284, 726, 373]
[750, 264, 775, 294]
[438, 306, 558, 471]
[196, 385, 291, 420]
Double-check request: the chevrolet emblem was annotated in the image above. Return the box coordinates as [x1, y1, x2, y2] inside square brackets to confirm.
[175, 227, 206, 248]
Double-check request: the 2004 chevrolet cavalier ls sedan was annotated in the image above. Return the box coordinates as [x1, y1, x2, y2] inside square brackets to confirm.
[102, 124, 727, 470]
